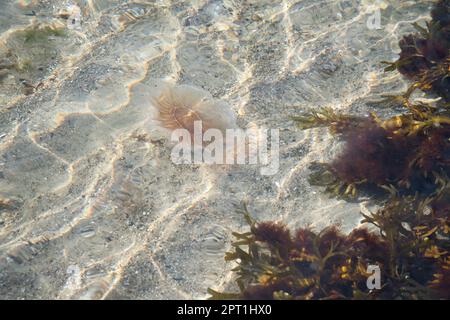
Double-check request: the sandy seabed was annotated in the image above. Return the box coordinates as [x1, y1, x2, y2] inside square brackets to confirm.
[0, 0, 434, 299]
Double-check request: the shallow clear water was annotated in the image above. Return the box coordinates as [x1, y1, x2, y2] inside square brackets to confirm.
[0, 0, 434, 299]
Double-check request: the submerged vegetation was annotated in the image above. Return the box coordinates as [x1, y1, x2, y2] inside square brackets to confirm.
[295, 103, 450, 198]
[209, 196, 450, 300]
[0, 22, 67, 100]
[382, 0, 450, 101]
[210, 0, 450, 300]
[292, 0, 450, 199]
[22, 24, 66, 43]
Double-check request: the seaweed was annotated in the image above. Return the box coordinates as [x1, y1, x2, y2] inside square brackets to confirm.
[209, 194, 450, 300]
[0, 23, 68, 102]
[382, 0, 450, 101]
[290, 107, 364, 134]
[22, 25, 66, 43]
[209, 1, 450, 300]
[295, 105, 450, 198]
[292, 1, 450, 199]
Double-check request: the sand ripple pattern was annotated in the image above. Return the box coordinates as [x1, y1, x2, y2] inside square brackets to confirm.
[0, 0, 433, 299]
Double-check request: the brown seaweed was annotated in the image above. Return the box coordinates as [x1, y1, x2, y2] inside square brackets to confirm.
[209, 0, 450, 301]
[209, 194, 450, 300]
[383, 0, 450, 101]
[297, 107, 450, 198]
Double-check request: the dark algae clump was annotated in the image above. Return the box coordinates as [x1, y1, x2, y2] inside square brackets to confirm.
[209, 0, 450, 300]
[383, 0, 450, 101]
[298, 108, 450, 198]
[208, 203, 388, 300]
[208, 195, 450, 300]
[293, 0, 450, 199]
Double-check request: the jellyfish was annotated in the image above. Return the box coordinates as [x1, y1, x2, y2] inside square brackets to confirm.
[147, 81, 238, 138]
[145, 81, 242, 164]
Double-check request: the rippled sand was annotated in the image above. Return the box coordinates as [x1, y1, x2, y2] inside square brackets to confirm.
[0, 0, 434, 299]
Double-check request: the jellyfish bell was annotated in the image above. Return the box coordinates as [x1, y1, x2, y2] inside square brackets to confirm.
[150, 82, 237, 134]
[139, 81, 240, 165]
[147, 81, 238, 146]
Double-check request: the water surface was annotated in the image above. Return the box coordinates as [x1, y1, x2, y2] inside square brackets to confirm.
[0, 0, 432, 299]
